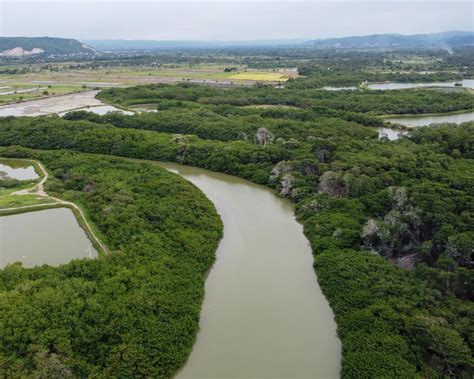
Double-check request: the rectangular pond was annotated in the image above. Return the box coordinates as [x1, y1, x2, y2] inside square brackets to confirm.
[0, 207, 98, 268]
[0, 161, 39, 180]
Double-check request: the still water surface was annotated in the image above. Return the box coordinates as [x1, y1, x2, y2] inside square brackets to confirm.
[323, 79, 474, 91]
[378, 127, 407, 140]
[386, 111, 474, 128]
[0, 92, 341, 376]
[59, 105, 134, 116]
[368, 79, 474, 90]
[0, 208, 98, 268]
[158, 162, 341, 379]
[0, 163, 39, 180]
[0, 91, 129, 117]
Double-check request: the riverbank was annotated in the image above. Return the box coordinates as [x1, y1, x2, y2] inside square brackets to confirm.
[0, 147, 224, 378]
[159, 161, 341, 378]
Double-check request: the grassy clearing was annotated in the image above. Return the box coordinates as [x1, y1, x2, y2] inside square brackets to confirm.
[0, 84, 86, 104]
[0, 181, 35, 196]
[0, 194, 55, 209]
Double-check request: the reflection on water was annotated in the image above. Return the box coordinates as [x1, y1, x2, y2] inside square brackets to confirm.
[60, 105, 134, 116]
[323, 79, 474, 91]
[0, 208, 98, 268]
[368, 79, 474, 90]
[158, 162, 341, 379]
[0, 91, 102, 117]
[378, 127, 407, 140]
[386, 111, 474, 128]
[0, 91, 131, 117]
[322, 86, 358, 91]
[0, 163, 39, 180]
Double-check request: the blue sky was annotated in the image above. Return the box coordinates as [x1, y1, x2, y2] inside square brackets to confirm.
[1, 1, 473, 40]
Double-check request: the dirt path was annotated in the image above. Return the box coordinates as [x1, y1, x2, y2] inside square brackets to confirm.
[8, 160, 109, 254]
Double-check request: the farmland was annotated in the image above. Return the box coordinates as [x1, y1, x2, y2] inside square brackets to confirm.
[0, 64, 298, 104]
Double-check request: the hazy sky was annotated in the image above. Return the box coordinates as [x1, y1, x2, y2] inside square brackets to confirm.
[1, 1, 473, 41]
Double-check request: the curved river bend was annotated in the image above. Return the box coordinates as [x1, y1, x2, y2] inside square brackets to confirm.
[159, 162, 341, 379]
[0, 94, 341, 376]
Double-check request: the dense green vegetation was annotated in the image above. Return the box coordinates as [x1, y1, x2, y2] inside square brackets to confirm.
[295, 68, 464, 88]
[97, 82, 474, 116]
[1, 46, 473, 377]
[1, 114, 473, 377]
[0, 149, 222, 377]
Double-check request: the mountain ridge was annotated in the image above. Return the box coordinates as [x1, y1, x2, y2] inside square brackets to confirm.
[0, 37, 99, 57]
[82, 31, 474, 51]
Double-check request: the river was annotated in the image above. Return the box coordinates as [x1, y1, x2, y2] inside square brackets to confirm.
[158, 162, 341, 379]
[0, 95, 341, 377]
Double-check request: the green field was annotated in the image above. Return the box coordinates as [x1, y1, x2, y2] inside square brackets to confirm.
[0, 194, 54, 209]
[0, 65, 298, 104]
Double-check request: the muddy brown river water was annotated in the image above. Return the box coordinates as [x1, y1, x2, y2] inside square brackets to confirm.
[159, 162, 341, 379]
[0, 94, 341, 377]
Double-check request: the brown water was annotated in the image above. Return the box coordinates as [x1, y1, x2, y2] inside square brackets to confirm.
[0, 208, 98, 268]
[0, 93, 341, 376]
[159, 163, 341, 379]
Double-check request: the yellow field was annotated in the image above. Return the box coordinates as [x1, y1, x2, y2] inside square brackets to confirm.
[228, 72, 291, 81]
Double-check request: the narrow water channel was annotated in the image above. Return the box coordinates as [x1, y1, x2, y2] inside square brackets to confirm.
[158, 162, 341, 379]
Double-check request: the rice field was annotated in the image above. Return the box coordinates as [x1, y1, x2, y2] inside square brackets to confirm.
[228, 72, 293, 81]
[0, 65, 298, 104]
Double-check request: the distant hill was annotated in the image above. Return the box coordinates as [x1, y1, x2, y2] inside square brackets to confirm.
[82, 39, 306, 51]
[82, 31, 473, 52]
[307, 31, 474, 49]
[0, 37, 99, 57]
